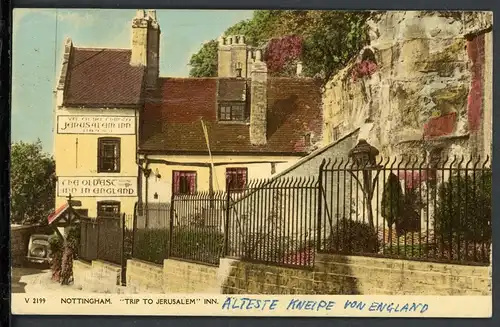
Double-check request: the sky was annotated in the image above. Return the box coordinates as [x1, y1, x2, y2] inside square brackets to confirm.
[12, 9, 254, 154]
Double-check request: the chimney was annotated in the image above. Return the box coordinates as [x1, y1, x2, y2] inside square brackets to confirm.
[130, 9, 161, 90]
[249, 49, 268, 146]
[217, 34, 249, 78]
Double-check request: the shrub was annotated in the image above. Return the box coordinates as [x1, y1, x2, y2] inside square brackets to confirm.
[132, 227, 225, 265]
[434, 171, 491, 244]
[170, 227, 225, 265]
[48, 233, 63, 282]
[133, 228, 168, 265]
[324, 218, 379, 254]
[382, 243, 432, 259]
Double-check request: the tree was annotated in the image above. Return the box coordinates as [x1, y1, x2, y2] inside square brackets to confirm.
[188, 40, 219, 77]
[187, 10, 370, 84]
[10, 140, 56, 225]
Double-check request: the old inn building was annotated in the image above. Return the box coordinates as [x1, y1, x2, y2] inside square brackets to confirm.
[52, 9, 323, 217]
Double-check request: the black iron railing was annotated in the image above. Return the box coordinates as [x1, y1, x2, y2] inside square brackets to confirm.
[227, 177, 318, 268]
[169, 191, 226, 266]
[132, 203, 170, 265]
[120, 155, 492, 270]
[317, 155, 492, 266]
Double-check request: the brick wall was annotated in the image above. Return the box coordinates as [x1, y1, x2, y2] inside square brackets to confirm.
[11, 225, 53, 267]
[221, 254, 491, 296]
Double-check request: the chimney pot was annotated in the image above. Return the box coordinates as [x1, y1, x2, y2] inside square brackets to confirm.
[147, 9, 157, 20]
[255, 49, 262, 62]
[135, 9, 146, 19]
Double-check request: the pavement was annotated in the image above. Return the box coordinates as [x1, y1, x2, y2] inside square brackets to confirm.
[11, 264, 49, 293]
[11, 263, 85, 294]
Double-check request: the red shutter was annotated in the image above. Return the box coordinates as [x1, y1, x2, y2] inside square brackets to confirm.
[173, 172, 180, 194]
[188, 173, 196, 194]
[239, 169, 247, 189]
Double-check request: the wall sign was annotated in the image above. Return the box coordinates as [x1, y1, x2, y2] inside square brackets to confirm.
[57, 176, 137, 197]
[57, 115, 135, 135]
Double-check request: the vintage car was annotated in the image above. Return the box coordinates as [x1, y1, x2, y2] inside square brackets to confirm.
[26, 234, 52, 264]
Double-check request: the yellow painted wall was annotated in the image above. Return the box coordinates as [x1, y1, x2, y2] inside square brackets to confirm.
[141, 154, 299, 204]
[54, 102, 139, 217]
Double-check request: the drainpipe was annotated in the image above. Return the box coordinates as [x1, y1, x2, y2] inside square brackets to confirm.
[142, 155, 151, 227]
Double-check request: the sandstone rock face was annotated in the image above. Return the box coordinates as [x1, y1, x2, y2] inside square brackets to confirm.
[322, 11, 492, 160]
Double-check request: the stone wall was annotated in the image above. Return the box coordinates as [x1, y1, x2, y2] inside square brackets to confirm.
[81, 254, 490, 295]
[322, 11, 493, 159]
[163, 259, 221, 293]
[127, 259, 164, 293]
[11, 224, 53, 267]
[221, 254, 491, 296]
[72, 259, 130, 293]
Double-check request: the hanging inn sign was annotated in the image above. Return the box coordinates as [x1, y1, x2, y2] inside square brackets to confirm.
[57, 176, 138, 197]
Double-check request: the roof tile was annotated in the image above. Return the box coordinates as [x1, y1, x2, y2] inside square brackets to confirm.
[140, 77, 323, 154]
[63, 48, 145, 107]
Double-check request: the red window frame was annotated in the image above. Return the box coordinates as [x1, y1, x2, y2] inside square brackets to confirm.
[226, 168, 248, 192]
[172, 171, 197, 195]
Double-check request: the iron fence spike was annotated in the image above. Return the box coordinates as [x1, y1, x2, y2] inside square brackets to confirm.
[466, 154, 474, 169]
[449, 155, 458, 169]
[483, 155, 490, 169]
[441, 155, 449, 168]
[325, 157, 332, 169]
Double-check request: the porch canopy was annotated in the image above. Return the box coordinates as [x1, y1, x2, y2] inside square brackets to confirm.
[47, 199, 83, 227]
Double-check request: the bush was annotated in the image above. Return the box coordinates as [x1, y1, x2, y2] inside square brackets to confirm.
[48, 233, 63, 282]
[382, 243, 432, 259]
[132, 227, 225, 265]
[60, 226, 80, 285]
[324, 218, 379, 254]
[170, 227, 225, 265]
[434, 171, 491, 243]
[133, 228, 168, 265]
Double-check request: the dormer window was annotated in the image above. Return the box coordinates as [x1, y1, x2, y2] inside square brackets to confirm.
[304, 133, 312, 146]
[218, 102, 246, 122]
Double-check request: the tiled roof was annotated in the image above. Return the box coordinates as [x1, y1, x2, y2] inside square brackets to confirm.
[140, 77, 323, 154]
[63, 48, 145, 107]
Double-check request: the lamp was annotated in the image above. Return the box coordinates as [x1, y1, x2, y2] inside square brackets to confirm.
[347, 139, 380, 229]
[348, 139, 379, 168]
[143, 168, 152, 178]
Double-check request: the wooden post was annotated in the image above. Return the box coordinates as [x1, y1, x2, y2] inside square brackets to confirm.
[120, 213, 126, 286]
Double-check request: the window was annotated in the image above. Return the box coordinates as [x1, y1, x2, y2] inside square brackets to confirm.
[226, 168, 248, 192]
[304, 133, 311, 146]
[332, 125, 341, 141]
[218, 103, 246, 121]
[173, 171, 197, 195]
[98, 138, 120, 173]
[97, 201, 120, 218]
